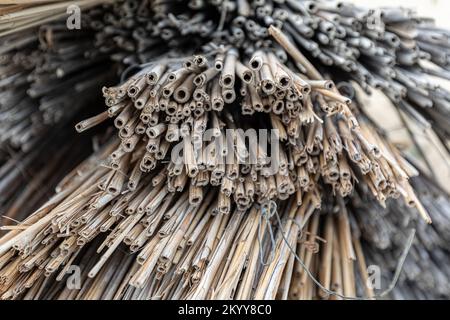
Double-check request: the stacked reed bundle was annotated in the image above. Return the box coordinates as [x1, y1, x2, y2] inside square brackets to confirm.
[0, 0, 449, 300]
[87, 0, 176, 68]
[115, 0, 449, 147]
[0, 31, 42, 153]
[0, 10, 116, 247]
[0, 16, 116, 154]
[0, 17, 116, 235]
[0, 0, 115, 37]
[3, 1, 450, 145]
[88, 0, 450, 185]
[27, 22, 115, 124]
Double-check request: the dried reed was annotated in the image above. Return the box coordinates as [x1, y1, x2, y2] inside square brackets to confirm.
[0, 0, 449, 301]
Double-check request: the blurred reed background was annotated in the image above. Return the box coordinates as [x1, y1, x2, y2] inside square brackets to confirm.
[353, 0, 450, 29]
[351, 0, 450, 193]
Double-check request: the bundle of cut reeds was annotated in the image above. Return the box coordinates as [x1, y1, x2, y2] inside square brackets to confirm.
[0, 0, 449, 300]
[0, 44, 432, 300]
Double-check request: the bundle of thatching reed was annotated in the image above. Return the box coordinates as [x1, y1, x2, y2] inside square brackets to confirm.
[0, 138, 379, 300]
[0, 45, 432, 300]
[0, 143, 420, 300]
[125, 0, 450, 145]
[0, 0, 449, 300]
[84, 0, 450, 177]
